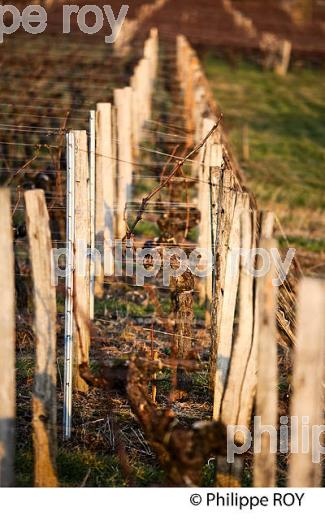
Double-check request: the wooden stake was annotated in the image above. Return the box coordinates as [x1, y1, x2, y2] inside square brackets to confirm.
[254, 238, 279, 487]
[131, 66, 140, 153]
[215, 203, 256, 487]
[289, 277, 325, 487]
[212, 190, 244, 418]
[25, 190, 58, 487]
[142, 58, 151, 124]
[210, 143, 223, 292]
[198, 118, 215, 306]
[215, 209, 275, 486]
[236, 211, 275, 428]
[96, 103, 115, 279]
[206, 142, 223, 326]
[242, 124, 250, 161]
[137, 60, 146, 138]
[73, 131, 90, 393]
[94, 106, 104, 300]
[150, 27, 159, 80]
[209, 169, 238, 390]
[276, 40, 292, 76]
[114, 87, 133, 238]
[0, 189, 15, 487]
[89, 110, 96, 319]
[219, 204, 257, 427]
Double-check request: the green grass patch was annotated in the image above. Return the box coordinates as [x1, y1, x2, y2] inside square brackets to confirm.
[16, 357, 34, 381]
[57, 450, 126, 487]
[15, 448, 165, 487]
[187, 225, 199, 243]
[95, 296, 155, 318]
[15, 450, 33, 487]
[279, 235, 325, 254]
[193, 302, 206, 321]
[133, 221, 159, 238]
[202, 55, 325, 211]
[132, 177, 156, 198]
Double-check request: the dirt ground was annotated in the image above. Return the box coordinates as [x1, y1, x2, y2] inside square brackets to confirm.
[138, 0, 325, 58]
[16, 1, 325, 57]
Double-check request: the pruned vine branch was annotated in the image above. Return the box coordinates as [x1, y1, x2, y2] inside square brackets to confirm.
[124, 114, 223, 240]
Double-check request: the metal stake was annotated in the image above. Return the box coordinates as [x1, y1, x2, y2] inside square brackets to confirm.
[89, 110, 96, 320]
[63, 132, 75, 440]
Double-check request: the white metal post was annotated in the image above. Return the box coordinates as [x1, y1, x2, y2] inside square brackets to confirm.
[89, 111, 96, 320]
[63, 132, 75, 440]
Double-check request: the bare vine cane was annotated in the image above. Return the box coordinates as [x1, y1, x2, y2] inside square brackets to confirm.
[123, 114, 223, 240]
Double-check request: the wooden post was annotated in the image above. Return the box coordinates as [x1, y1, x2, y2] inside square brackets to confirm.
[214, 209, 274, 487]
[112, 105, 118, 222]
[144, 32, 156, 83]
[275, 40, 292, 76]
[131, 66, 140, 153]
[136, 61, 145, 139]
[73, 131, 90, 392]
[172, 267, 195, 397]
[95, 109, 104, 266]
[242, 125, 250, 161]
[96, 103, 115, 279]
[177, 35, 196, 145]
[138, 59, 147, 133]
[94, 106, 104, 299]
[114, 87, 133, 238]
[114, 9, 161, 57]
[176, 35, 185, 87]
[150, 27, 159, 80]
[214, 203, 256, 487]
[219, 206, 256, 427]
[0, 189, 15, 487]
[289, 277, 325, 487]
[253, 238, 279, 487]
[25, 190, 58, 487]
[185, 51, 195, 145]
[212, 191, 245, 420]
[205, 142, 223, 327]
[210, 142, 223, 293]
[214, 209, 275, 486]
[193, 81, 207, 145]
[209, 169, 239, 392]
[236, 211, 275, 428]
[142, 58, 151, 124]
[198, 118, 215, 306]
